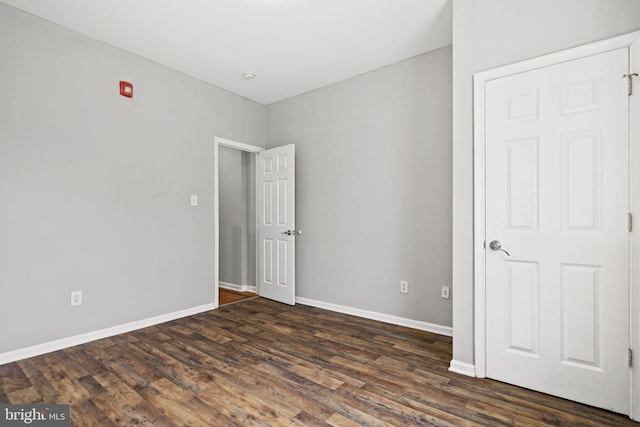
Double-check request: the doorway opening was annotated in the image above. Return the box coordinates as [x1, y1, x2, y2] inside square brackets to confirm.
[214, 137, 263, 307]
[214, 137, 297, 307]
[218, 145, 257, 305]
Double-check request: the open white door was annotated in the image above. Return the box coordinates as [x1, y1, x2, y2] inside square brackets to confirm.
[257, 144, 296, 305]
[484, 48, 629, 413]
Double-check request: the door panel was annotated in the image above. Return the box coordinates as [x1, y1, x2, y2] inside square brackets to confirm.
[561, 264, 599, 367]
[257, 144, 295, 305]
[505, 260, 539, 355]
[506, 138, 538, 230]
[485, 48, 629, 413]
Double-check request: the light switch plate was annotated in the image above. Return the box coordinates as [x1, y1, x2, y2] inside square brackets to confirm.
[190, 195, 198, 207]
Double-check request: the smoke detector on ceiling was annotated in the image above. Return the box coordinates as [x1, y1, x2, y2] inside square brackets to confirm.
[242, 72, 256, 81]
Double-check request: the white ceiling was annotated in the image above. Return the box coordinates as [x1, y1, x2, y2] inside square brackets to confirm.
[1, 0, 452, 105]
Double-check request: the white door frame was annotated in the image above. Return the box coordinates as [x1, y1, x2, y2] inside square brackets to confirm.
[473, 31, 640, 418]
[213, 136, 264, 307]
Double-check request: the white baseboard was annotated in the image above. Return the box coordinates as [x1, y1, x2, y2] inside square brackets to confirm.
[2, 296, 454, 366]
[0, 303, 216, 365]
[295, 297, 453, 337]
[448, 359, 476, 377]
[219, 281, 257, 293]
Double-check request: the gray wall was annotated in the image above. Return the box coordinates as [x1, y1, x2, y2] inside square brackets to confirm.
[452, 0, 640, 365]
[267, 47, 452, 326]
[219, 146, 256, 287]
[0, 4, 265, 353]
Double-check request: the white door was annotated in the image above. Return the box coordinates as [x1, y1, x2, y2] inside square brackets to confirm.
[257, 144, 296, 305]
[485, 48, 630, 413]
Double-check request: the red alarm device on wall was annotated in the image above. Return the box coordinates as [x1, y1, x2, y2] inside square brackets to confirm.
[119, 81, 133, 98]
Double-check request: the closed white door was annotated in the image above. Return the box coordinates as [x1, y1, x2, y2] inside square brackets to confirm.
[485, 48, 630, 413]
[257, 144, 296, 305]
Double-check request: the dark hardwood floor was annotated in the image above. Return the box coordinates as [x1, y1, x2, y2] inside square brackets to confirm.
[0, 298, 635, 426]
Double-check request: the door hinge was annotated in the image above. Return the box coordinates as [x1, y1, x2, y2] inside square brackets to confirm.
[629, 213, 633, 232]
[624, 73, 639, 96]
[629, 349, 633, 368]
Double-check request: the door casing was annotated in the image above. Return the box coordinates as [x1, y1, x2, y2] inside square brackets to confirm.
[473, 30, 640, 419]
[213, 136, 264, 307]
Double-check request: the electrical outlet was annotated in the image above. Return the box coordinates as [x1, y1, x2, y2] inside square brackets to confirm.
[190, 195, 198, 207]
[400, 280, 409, 294]
[441, 286, 450, 299]
[70, 290, 82, 307]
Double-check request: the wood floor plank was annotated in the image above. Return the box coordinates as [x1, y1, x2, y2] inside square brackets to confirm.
[82, 346, 158, 393]
[231, 362, 334, 422]
[193, 375, 303, 427]
[77, 375, 107, 397]
[219, 288, 256, 306]
[35, 353, 92, 404]
[0, 363, 31, 394]
[131, 401, 178, 427]
[15, 358, 59, 403]
[341, 382, 475, 427]
[71, 399, 117, 427]
[7, 386, 41, 405]
[1, 297, 636, 426]
[325, 412, 366, 427]
[91, 393, 150, 426]
[52, 350, 91, 379]
[148, 377, 237, 426]
[62, 348, 106, 377]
